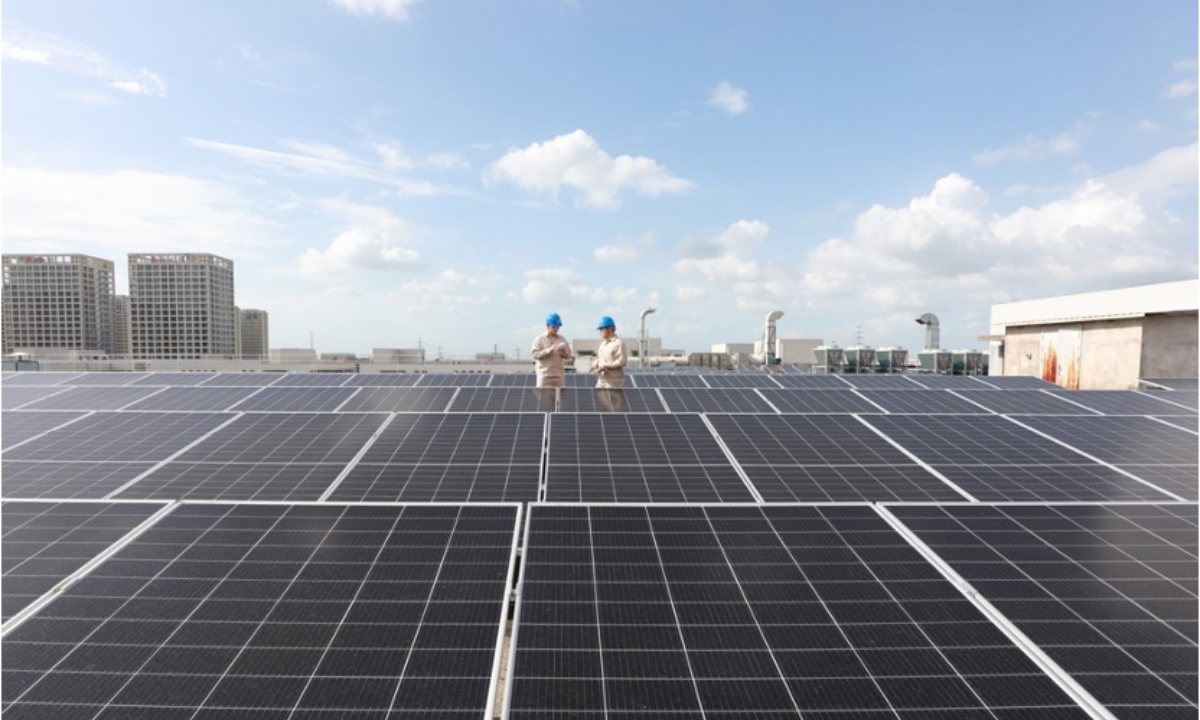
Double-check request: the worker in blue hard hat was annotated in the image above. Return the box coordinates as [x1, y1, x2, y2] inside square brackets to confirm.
[531, 312, 573, 388]
[589, 315, 627, 389]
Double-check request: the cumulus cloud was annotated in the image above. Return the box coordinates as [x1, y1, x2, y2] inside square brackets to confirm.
[708, 81, 750, 115]
[519, 268, 644, 314]
[391, 269, 493, 313]
[297, 200, 422, 276]
[2, 26, 166, 97]
[676, 286, 707, 301]
[329, 0, 424, 21]
[674, 220, 770, 283]
[488, 130, 693, 208]
[1164, 79, 1197, 99]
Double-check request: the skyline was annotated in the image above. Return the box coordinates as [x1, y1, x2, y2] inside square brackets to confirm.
[3, 1, 1197, 356]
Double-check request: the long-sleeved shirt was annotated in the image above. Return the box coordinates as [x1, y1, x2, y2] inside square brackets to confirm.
[594, 335, 627, 388]
[531, 332, 572, 381]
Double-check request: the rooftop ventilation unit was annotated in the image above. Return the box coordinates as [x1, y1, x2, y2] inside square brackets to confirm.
[844, 345, 876, 374]
[813, 344, 845, 373]
[876, 347, 908, 373]
[952, 349, 984, 376]
[915, 313, 940, 351]
[918, 349, 953, 374]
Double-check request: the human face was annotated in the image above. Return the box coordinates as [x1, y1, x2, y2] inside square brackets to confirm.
[599, 327, 614, 340]
[546, 325, 559, 336]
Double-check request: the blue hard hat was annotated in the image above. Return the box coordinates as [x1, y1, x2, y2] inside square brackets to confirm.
[597, 315, 616, 330]
[545, 312, 563, 327]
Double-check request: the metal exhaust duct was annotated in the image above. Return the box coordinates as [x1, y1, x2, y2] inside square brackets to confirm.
[915, 313, 940, 351]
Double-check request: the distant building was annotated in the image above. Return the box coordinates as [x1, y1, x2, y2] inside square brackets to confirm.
[129, 253, 236, 359]
[716, 338, 821, 365]
[239, 308, 269, 360]
[987, 279, 1198, 389]
[373, 348, 425, 364]
[2, 254, 115, 355]
[269, 348, 317, 364]
[113, 295, 132, 356]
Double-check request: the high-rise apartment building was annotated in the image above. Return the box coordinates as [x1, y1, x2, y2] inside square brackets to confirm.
[113, 294, 132, 356]
[129, 253, 236, 359]
[2, 254, 115, 355]
[238, 308, 269, 360]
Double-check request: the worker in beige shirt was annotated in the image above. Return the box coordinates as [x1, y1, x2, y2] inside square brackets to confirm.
[589, 316, 627, 389]
[530, 312, 573, 388]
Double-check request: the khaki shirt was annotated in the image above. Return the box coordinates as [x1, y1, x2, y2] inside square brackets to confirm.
[594, 336, 627, 388]
[531, 332, 572, 382]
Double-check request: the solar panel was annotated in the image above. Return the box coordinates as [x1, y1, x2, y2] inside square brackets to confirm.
[890, 503, 1198, 720]
[858, 389, 994, 414]
[708, 414, 964, 502]
[1143, 391, 1199, 411]
[1, 386, 74, 410]
[838, 374, 926, 389]
[0, 373, 82, 386]
[863, 415, 1102, 466]
[563, 373, 607, 388]
[1, 411, 89, 450]
[1155, 416, 1199, 433]
[226, 386, 357, 412]
[1140, 378, 1199, 391]
[658, 388, 776, 413]
[557, 389, 667, 413]
[341, 373, 423, 386]
[120, 386, 261, 412]
[627, 374, 709, 388]
[116, 413, 390, 501]
[4, 412, 234, 463]
[1, 500, 166, 622]
[19, 385, 166, 411]
[904, 374, 998, 389]
[488, 374, 538, 387]
[918, 465, 1185, 503]
[1, 502, 520, 719]
[330, 413, 545, 502]
[1115, 466, 1200, 501]
[508, 504, 1096, 719]
[447, 388, 558, 413]
[61, 373, 143, 386]
[976, 376, 1060, 389]
[772, 373, 851, 389]
[950, 390, 1102, 415]
[129, 373, 217, 386]
[2, 461, 158, 499]
[758, 388, 883, 413]
[1049, 390, 1199, 416]
[269, 373, 353, 386]
[339, 387, 458, 412]
[544, 414, 752, 502]
[701, 374, 783, 388]
[1012, 415, 1200, 465]
[198, 373, 284, 386]
[417, 374, 494, 386]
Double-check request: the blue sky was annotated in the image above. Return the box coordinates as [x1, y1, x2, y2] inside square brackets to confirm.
[3, 1, 1197, 357]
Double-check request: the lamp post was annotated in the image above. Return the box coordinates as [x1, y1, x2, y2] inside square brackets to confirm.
[639, 307, 657, 367]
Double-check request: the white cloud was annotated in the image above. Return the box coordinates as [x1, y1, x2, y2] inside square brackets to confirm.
[594, 244, 641, 263]
[1164, 79, 1197, 99]
[708, 81, 750, 115]
[374, 141, 413, 170]
[1136, 119, 1160, 132]
[188, 137, 452, 196]
[329, 0, 424, 21]
[1, 26, 166, 97]
[391, 269, 493, 313]
[297, 199, 423, 276]
[488, 129, 693, 208]
[676, 285, 707, 301]
[2, 165, 276, 257]
[674, 220, 770, 283]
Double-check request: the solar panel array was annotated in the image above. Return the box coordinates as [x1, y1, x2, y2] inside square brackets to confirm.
[2, 369, 1197, 719]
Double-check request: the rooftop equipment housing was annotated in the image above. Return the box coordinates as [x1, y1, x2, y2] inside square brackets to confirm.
[844, 345, 876, 374]
[952, 349, 984, 375]
[876, 347, 908, 373]
[813, 344, 845, 373]
[918, 349, 953, 374]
